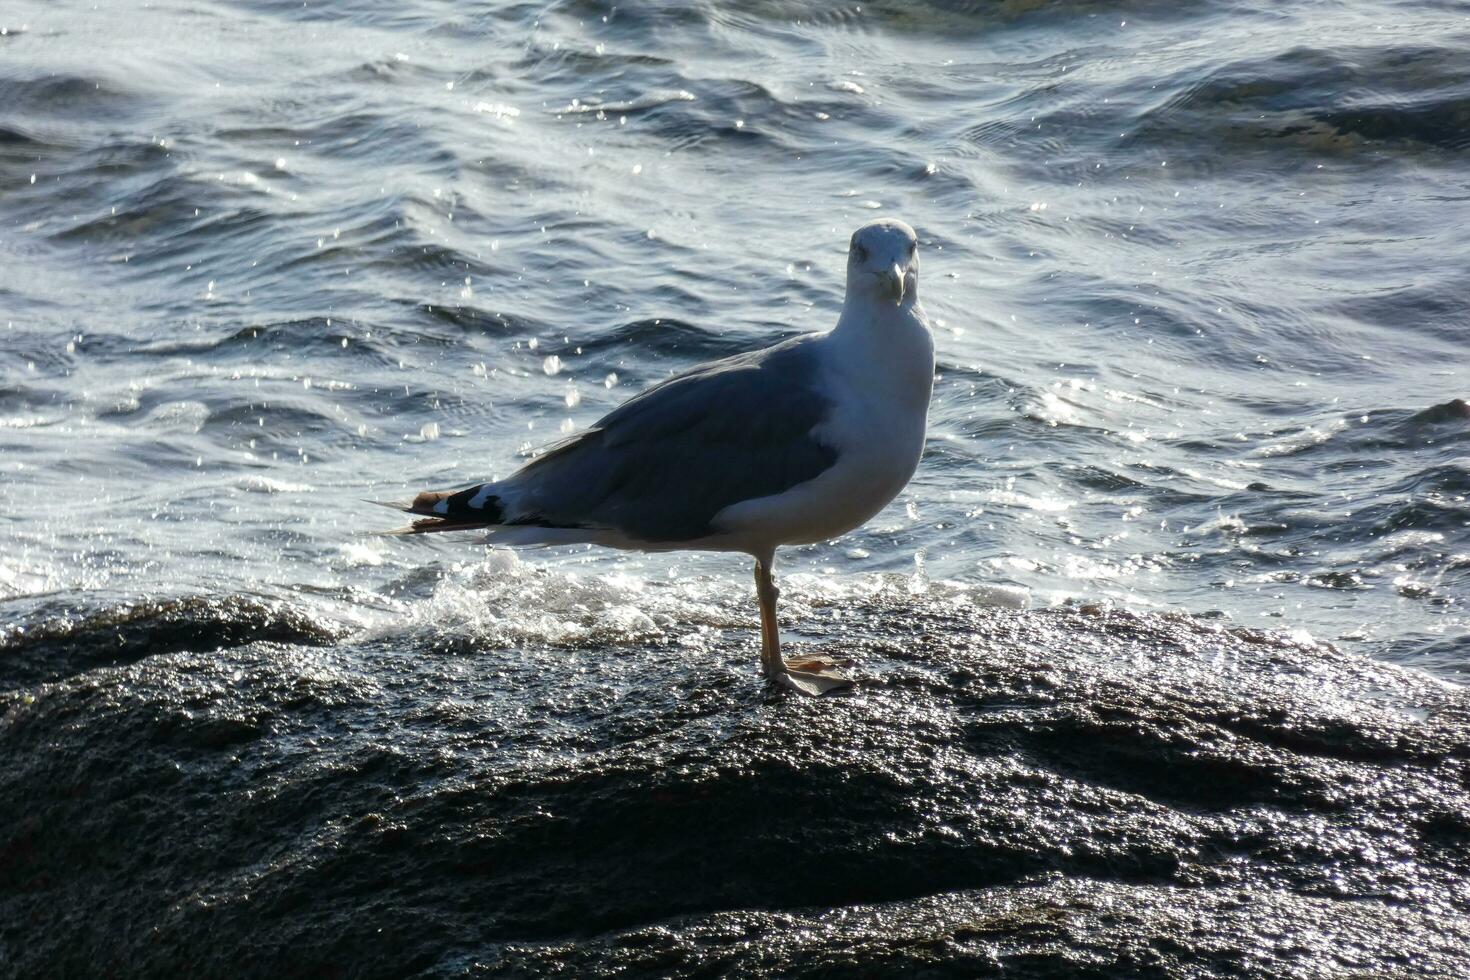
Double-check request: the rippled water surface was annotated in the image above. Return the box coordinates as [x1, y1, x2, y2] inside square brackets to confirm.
[3, 0, 1470, 975]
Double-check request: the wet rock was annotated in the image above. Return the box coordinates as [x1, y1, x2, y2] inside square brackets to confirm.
[0, 595, 345, 691]
[1, 600, 1467, 977]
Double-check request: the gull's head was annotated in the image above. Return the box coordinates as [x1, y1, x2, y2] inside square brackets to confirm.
[846, 218, 919, 308]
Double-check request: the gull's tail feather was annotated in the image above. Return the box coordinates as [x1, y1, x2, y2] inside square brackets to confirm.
[374, 483, 505, 536]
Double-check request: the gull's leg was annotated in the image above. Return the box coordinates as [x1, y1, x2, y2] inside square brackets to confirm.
[755, 553, 853, 697]
[754, 556, 783, 679]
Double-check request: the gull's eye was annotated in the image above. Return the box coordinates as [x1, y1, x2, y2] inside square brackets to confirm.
[852, 242, 868, 262]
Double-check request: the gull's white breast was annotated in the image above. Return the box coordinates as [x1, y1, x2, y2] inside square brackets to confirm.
[712, 308, 935, 554]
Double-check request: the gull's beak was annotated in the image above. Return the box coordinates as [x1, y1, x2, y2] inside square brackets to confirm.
[887, 263, 906, 305]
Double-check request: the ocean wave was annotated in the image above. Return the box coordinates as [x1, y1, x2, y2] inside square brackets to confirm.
[1129, 44, 1470, 165]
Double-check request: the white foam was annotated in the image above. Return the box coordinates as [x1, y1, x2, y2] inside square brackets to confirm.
[235, 475, 315, 494]
[362, 555, 1033, 651]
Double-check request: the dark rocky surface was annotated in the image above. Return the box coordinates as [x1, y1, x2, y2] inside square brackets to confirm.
[5, 593, 1467, 977]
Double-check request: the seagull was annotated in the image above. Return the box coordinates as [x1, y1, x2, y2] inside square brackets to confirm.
[383, 219, 934, 695]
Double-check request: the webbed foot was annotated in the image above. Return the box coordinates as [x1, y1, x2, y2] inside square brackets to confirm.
[774, 655, 854, 696]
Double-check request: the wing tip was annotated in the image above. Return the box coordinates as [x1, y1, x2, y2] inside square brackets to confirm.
[366, 487, 499, 534]
[373, 516, 495, 536]
[364, 498, 415, 513]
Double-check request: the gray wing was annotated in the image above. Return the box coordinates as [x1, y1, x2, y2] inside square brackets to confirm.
[506, 335, 838, 542]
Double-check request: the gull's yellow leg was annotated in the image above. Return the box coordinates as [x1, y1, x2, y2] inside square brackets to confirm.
[754, 557, 783, 679]
[754, 553, 853, 696]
